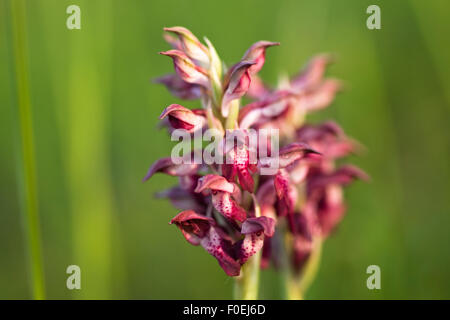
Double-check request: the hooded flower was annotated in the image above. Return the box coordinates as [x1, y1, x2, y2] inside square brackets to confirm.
[164, 26, 210, 67]
[159, 104, 206, 133]
[221, 61, 255, 117]
[194, 174, 247, 222]
[242, 41, 279, 75]
[160, 50, 210, 88]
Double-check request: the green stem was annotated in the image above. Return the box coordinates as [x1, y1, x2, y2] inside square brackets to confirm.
[9, 0, 45, 300]
[234, 251, 261, 300]
[225, 100, 240, 129]
[299, 236, 322, 293]
[284, 236, 322, 300]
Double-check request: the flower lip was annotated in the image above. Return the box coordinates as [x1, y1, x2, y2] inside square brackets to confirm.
[194, 174, 235, 194]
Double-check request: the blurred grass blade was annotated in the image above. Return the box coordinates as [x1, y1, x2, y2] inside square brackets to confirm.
[8, 0, 45, 300]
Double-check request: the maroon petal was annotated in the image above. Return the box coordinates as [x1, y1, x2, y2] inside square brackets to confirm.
[143, 157, 198, 181]
[170, 210, 214, 245]
[242, 41, 279, 75]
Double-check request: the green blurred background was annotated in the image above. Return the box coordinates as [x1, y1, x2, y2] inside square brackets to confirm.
[1, 0, 449, 299]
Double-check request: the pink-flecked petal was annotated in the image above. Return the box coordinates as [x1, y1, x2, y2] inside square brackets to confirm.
[221, 61, 255, 117]
[143, 157, 198, 181]
[200, 228, 241, 276]
[159, 104, 206, 132]
[239, 232, 265, 264]
[274, 170, 298, 216]
[211, 191, 247, 222]
[242, 41, 279, 75]
[160, 50, 210, 88]
[154, 74, 203, 100]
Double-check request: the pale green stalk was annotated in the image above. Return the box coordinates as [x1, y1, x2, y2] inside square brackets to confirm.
[225, 100, 240, 129]
[285, 236, 323, 300]
[9, 0, 45, 300]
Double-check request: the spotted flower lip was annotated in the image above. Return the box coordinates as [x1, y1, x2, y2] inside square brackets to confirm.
[221, 131, 257, 193]
[221, 60, 256, 117]
[143, 157, 199, 181]
[242, 41, 280, 75]
[159, 104, 206, 132]
[164, 26, 210, 67]
[160, 50, 210, 88]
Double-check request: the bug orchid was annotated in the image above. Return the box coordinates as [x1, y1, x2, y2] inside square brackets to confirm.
[145, 26, 367, 299]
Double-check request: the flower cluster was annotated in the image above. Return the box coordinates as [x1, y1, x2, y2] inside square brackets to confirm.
[145, 27, 367, 277]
